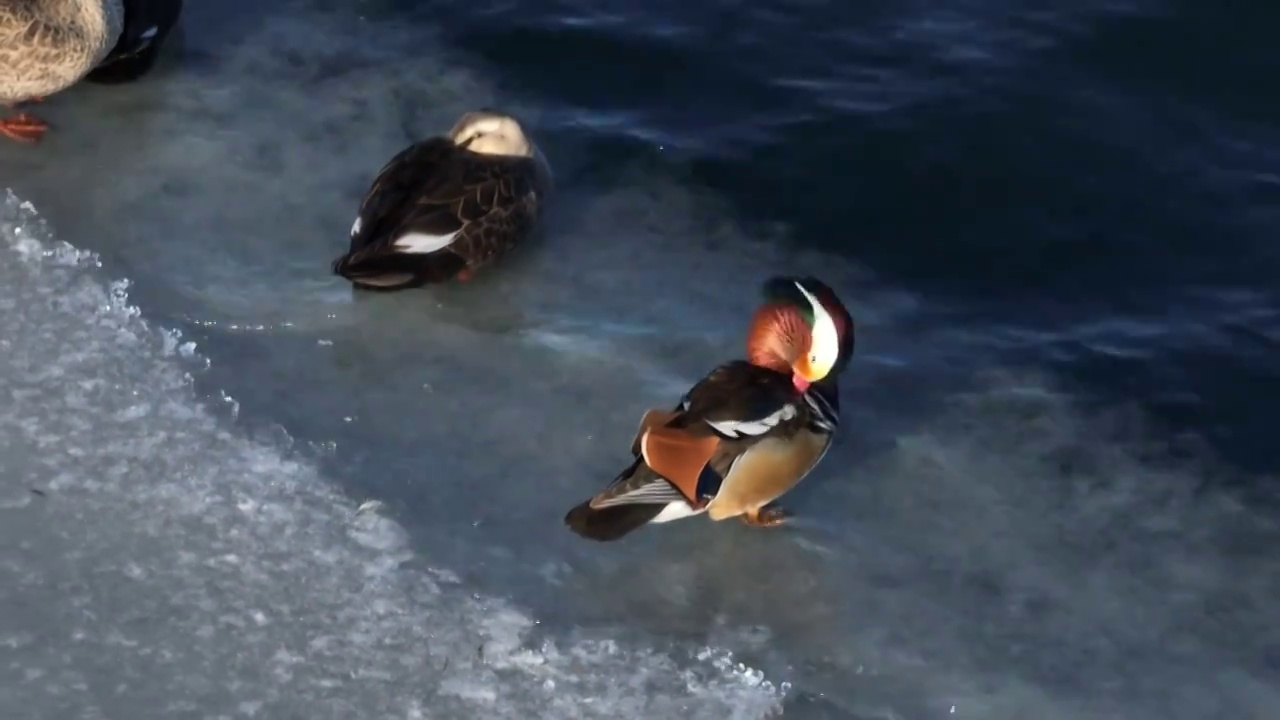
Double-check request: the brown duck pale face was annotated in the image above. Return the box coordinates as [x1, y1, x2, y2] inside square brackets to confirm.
[746, 277, 854, 391]
[447, 110, 534, 157]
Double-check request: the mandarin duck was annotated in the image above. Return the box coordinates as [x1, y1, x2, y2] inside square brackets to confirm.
[565, 276, 855, 541]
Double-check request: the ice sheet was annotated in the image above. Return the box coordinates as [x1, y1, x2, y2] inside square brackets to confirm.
[0, 192, 786, 719]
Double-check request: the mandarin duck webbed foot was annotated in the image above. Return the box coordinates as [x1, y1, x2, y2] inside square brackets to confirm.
[741, 504, 791, 528]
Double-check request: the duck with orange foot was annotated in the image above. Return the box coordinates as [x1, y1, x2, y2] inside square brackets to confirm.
[1, 0, 184, 143]
[564, 276, 855, 542]
[332, 109, 553, 290]
[1, 97, 47, 144]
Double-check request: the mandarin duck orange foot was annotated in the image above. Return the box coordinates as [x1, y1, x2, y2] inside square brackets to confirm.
[564, 276, 856, 542]
[332, 109, 553, 290]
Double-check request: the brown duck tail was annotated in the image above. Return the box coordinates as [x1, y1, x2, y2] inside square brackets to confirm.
[85, 0, 185, 85]
[331, 249, 467, 290]
[85, 43, 166, 85]
[563, 499, 667, 542]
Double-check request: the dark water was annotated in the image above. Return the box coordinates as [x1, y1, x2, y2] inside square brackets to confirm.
[427, 0, 1280, 475]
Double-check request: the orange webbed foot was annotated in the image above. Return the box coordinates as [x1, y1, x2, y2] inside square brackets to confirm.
[0, 113, 49, 143]
[741, 504, 790, 528]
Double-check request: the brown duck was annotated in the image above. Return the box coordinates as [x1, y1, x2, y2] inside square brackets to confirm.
[0, 0, 183, 143]
[565, 276, 856, 541]
[331, 109, 552, 289]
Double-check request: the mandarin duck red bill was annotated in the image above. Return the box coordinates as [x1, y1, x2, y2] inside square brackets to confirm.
[564, 276, 855, 541]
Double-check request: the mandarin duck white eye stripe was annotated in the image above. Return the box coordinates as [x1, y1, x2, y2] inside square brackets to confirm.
[794, 280, 841, 379]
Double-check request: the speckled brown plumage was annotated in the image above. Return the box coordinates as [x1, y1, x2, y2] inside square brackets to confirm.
[332, 131, 551, 289]
[0, 0, 124, 104]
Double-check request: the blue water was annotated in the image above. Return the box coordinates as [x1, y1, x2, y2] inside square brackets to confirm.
[437, 0, 1280, 474]
[0, 0, 1276, 718]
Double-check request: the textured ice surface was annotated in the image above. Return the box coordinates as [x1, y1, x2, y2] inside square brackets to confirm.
[0, 193, 785, 719]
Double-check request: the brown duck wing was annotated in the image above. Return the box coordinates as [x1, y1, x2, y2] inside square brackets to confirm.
[355, 139, 461, 247]
[437, 151, 543, 268]
[332, 139, 541, 288]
